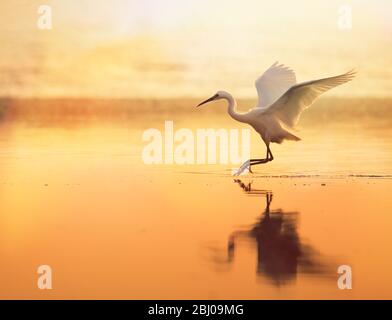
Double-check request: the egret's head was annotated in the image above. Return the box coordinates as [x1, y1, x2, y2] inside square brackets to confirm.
[196, 90, 230, 107]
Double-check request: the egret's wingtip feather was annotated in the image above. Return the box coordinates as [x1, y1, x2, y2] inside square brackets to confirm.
[345, 70, 357, 81]
[346, 69, 357, 76]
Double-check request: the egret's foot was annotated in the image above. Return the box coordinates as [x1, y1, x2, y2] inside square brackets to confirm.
[232, 168, 250, 176]
[232, 160, 252, 176]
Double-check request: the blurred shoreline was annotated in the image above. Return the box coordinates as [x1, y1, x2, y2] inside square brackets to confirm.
[1, 96, 392, 117]
[0, 97, 392, 128]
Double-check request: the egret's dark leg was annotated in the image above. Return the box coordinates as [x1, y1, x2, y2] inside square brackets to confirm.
[247, 158, 269, 173]
[235, 142, 273, 175]
[249, 158, 269, 165]
[248, 143, 274, 171]
[267, 144, 274, 161]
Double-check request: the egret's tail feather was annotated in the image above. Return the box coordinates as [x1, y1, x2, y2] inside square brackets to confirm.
[272, 131, 301, 144]
[286, 132, 301, 141]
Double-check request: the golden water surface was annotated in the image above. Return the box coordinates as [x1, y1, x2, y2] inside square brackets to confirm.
[0, 98, 392, 299]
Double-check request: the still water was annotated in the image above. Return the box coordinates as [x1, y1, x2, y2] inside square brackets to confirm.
[0, 98, 392, 299]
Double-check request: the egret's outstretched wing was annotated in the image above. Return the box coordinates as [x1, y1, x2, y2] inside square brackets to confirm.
[265, 70, 356, 128]
[255, 62, 297, 110]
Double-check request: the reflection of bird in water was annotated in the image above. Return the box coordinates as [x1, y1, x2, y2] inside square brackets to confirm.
[196, 63, 355, 175]
[226, 180, 330, 286]
[233, 179, 270, 195]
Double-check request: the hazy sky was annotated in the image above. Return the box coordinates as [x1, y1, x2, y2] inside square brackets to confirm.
[1, 0, 391, 97]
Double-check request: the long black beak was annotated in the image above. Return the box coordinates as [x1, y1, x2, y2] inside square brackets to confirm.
[196, 94, 218, 107]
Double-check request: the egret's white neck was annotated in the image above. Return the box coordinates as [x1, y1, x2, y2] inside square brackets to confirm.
[224, 94, 248, 123]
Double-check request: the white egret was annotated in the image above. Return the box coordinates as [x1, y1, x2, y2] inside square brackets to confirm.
[196, 62, 355, 175]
